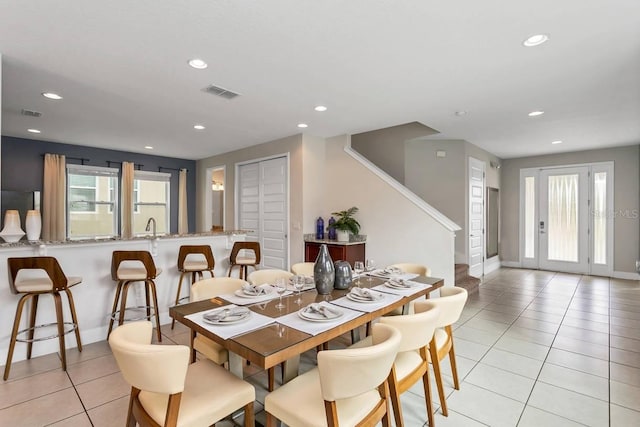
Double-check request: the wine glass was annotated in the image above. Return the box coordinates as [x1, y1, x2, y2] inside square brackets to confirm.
[274, 277, 286, 309]
[353, 261, 364, 287]
[293, 275, 305, 304]
[366, 259, 375, 282]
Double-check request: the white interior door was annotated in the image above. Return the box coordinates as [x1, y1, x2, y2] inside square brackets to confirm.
[468, 157, 485, 278]
[539, 166, 589, 273]
[237, 156, 288, 269]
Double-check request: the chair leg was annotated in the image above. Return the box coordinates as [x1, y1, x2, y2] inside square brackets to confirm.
[27, 294, 39, 359]
[266, 412, 278, 427]
[268, 367, 275, 391]
[64, 288, 83, 352]
[107, 282, 124, 339]
[172, 272, 187, 329]
[387, 369, 404, 427]
[148, 280, 162, 342]
[429, 344, 448, 416]
[447, 327, 460, 390]
[144, 281, 151, 321]
[244, 401, 255, 427]
[4, 294, 30, 380]
[53, 292, 67, 371]
[423, 363, 435, 427]
[190, 330, 197, 363]
[119, 282, 132, 327]
[126, 388, 140, 427]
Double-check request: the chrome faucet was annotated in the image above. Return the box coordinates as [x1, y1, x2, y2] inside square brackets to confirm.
[145, 217, 156, 238]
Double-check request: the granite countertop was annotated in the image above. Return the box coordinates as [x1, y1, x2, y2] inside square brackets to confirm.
[0, 230, 248, 248]
[304, 234, 366, 245]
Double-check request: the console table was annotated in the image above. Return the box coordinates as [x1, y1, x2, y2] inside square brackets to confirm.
[304, 239, 366, 266]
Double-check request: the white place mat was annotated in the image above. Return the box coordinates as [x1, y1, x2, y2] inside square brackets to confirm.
[368, 270, 420, 282]
[276, 302, 363, 336]
[185, 304, 276, 340]
[330, 291, 403, 313]
[373, 280, 432, 296]
[219, 284, 292, 306]
[285, 283, 316, 292]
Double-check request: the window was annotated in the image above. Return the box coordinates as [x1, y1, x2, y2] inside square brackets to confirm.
[67, 165, 119, 239]
[133, 171, 170, 235]
[524, 176, 536, 259]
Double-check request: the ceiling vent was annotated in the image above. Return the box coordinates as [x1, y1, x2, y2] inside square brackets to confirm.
[21, 109, 42, 118]
[202, 84, 240, 100]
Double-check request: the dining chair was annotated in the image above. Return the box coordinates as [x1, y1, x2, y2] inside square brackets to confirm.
[247, 269, 293, 285]
[109, 321, 255, 427]
[427, 287, 468, 417]
[264, 323, 401, 427]
[386, 262, 431, 316]
[189, 277, 247, 364]
[171, 245, 215, 329]
[291, 262, 314, 277]
[350, 301, 441, 426]
[227, 241, 261, 280]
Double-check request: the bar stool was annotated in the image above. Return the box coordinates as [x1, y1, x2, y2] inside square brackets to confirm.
[107, 251, 162, 342]
[171, 245, 215, 329]
[227, 241, 261, 280]
[4, 257, 83, 380]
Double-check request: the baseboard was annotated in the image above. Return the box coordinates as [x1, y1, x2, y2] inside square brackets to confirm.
[484, 257, 501, 275]
[501, 261, 522, 268]
[612, 271, 640, 280]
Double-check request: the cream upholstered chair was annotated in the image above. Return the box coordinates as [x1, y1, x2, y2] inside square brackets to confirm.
[109, 321, 255, 427]
[189, 277, 247, 364]
[291, 262, 314, 277]
[389, 263, 431, 277]
[171, 245, 215, 329]
[247, 268, 293, 285]
[428, 287, 468, 417]
[265, 323, 401, 427]
[350, 302, 440, 427]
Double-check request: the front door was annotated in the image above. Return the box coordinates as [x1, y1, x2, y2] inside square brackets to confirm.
[468, 157, 485, 278]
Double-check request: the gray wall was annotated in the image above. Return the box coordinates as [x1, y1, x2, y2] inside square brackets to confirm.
[501, 145, 640, 273]
[351, 122, 438, 183]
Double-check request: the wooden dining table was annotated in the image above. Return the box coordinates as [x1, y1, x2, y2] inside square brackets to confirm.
[169, 275, 444, 383]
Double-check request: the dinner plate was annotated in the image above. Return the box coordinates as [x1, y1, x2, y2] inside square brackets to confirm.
[234, 287, 274, 298]
[202, 310, 251, 325]
[298, 306, 343, 322]
[347, 291, 384, 303]
[385, 281, 414, 290]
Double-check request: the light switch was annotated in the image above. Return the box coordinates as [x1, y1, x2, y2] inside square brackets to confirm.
[436, 150, 446, 158]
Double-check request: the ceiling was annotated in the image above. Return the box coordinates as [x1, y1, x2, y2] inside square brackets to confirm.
[1, 0, 639, 160]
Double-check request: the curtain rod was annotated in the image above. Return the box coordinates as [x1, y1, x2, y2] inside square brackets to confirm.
[41, 154, 90, 165]
[158, 166, 188, 172]
[105, 161, 144, 170]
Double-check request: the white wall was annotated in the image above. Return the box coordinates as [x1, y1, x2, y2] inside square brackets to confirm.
[301, 134, 326, 241]
[324, 135, 456, 286]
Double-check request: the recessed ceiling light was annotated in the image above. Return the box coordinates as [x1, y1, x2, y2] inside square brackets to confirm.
[297, 123, 308, 128]
[188, 58, 208, 69]
[528, 110, 545, 117]
[144, 145, 154, 150]
[523, 34, 549, 47]
[42, 92, 63, 100]
[551, 140, 563, 145]
[314, 106, 327, 112]
[193, 124, 205, 130]
[27, 128, 41, 134]
[455, 111, 467, 116]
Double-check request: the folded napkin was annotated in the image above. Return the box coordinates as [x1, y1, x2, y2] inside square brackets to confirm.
[386, 279, 413, 289]
[349, 287, 378, 300]
[242, 283, 268, 296]
[203, 307, 249, 322]
[304, 303, 341, 318]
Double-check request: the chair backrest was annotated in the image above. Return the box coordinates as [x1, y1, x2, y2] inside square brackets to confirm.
[379, 302, 440, 353]
[389, 263, 431, 276]
[317, 323, 401, 402]
[429, 287, 468, 327]
[229, 241, 261, 264]
[7, 256, 69, 293]
[190, 277, 247, 302]
[109, 321, 189, 395]
[111, 251, 157, 281]
[247, 269, 293, 285]
[291, 262, 315, 277]
[177, 245, 215, 271]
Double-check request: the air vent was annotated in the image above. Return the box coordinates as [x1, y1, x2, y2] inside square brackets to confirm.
[202, 84, 240, 100]
[21, 109, 42, 118]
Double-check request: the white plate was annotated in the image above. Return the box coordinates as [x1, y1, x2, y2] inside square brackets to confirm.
[234, 287, 274, 298]
[202, 310, 251, 325]
[298, 307, 343, 322]
[347, 292, 384, 304]
[385, 281, 413, 290]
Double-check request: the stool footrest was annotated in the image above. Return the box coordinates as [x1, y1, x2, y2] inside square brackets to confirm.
[110, 306, 157, 323]
[15, 322, 79, 343]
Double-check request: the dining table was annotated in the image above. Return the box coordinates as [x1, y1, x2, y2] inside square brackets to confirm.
[169, 274, 444, 384]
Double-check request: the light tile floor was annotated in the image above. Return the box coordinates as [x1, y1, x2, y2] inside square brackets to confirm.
[1, 268, 640, 426]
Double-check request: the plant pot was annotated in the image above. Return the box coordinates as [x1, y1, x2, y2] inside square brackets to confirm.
[336, 230, 350, 242]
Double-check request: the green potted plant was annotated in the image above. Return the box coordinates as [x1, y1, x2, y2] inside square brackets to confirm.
[329, 207, 360, 242]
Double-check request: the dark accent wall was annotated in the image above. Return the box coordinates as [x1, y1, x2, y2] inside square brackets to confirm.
[1, 136, 196, 234]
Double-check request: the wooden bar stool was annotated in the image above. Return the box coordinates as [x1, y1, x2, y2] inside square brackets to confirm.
[171, 245, 215, 329]
[107, 251, 162, 342]
[4, 257, 83, 380]
[227, 241, 261, 280]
